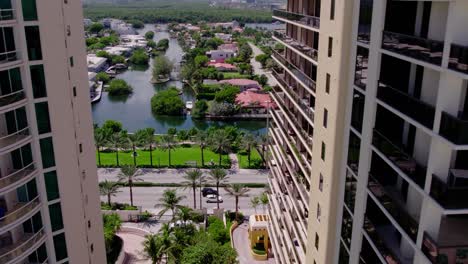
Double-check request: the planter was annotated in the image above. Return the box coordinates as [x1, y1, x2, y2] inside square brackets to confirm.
[102, 208, 142, 222]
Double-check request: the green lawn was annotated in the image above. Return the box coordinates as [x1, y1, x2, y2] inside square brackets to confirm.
[222, 72, 251, 79]
[237, 148, 263, 169]
[97, 145, 231, 167]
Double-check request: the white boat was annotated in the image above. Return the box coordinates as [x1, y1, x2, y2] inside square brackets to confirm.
[185, 101, 193, 110]
[91, 82, 103, 103]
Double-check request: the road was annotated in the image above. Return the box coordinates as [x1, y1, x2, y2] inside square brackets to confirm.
[98, 168, 269, 184]
[248, 42, 277, 86]
[104, 187, 267, 217]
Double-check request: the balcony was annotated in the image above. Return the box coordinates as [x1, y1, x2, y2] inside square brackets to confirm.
[372, 129, 427, 188]
[377, 81, 435, 129]
[0, 163, 36, 194]
[430, 170, 468, 210]
[273, 30, 318, 62]
[0, 197, 40, 231]
[0, 9, 15, 22]
[0, 127, 30, 154]
[439, 111, 468, 145]
[271, 49, 316, 92]
[448, 43, 468, 75]
[272, 9, 320, 30]
[0, 90, 25, 111]
[382, 31, 444, 66]
[0, 229, 46, 264]
[0, 50, 19, 66]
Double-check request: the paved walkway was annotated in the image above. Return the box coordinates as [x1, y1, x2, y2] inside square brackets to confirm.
[248, 42, 277, 87]
[117, 232, 151, 264]
[229, 153, 239, 170]
[232, 222, 275, 264]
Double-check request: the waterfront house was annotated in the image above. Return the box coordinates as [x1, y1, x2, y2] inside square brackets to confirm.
[220, 79, 261, 91]
[87, 54, 108, 72]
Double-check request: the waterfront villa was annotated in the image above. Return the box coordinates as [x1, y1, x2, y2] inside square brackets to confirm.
[206, 49, 236, 61]
[220, 79, 261, 91]
[208, 62, 237, 72]
[236, 90, 276, 114]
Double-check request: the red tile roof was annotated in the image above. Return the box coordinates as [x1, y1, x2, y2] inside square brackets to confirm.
[235, 91, 277, 108]
[208, 62, 237, 70]
[220, 79, 260, 87]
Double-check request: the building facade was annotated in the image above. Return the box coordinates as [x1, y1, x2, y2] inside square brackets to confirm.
[269, 0, 468, 264]
[0, 0, 106, 263]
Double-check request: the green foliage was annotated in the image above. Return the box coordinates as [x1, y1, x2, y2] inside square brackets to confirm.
[153, 55, 173, 79]
[128, 19, 144, 28]
[180, 234, 237, 264]
[151, 88, 184, 115]
[145, 30, 155, 40]
[156, 39, 170, 51]
[103, 213, 122, 253]
[238, 63, 252, 75]
[254, 74, 268, 86]
[111, 55, 125, 65]
[194, 55, 209, 68]
[102, 120, 123, 133]
[255, 54, 270, 67]
[214, 85, 240, 104]
[208, 102, 238, 116]
[129, 49, 149, 65]
[88, 22, 104, 33]
[101, 202, 138, 211]
[207, 216, 230, 244]
[96, 50, 111, 59]
[147, 40, 156, 48]
[238, 43, 253, 62]
[177, 130, 189, 141]
[192, 100, 208, 119]
[107, 79, 133, 96]
[96, 72, 110, 83]
[167, 127, 177, 135]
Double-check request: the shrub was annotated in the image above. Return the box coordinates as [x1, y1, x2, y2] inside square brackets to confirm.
[96, 50, 111, 59]
[88, 22, 104, 33]
[139, 210, 153, 221]
[129, 49, 149, 65]
[101, 119, 122, 133]
[225, 211, 244, 222]
[96, 72, 110, 83]
[167, 127, 177, 135]
[111, 55, 125, 65]
[145, 31, 155, 40]
[129, 19, 144, 28]
[214, 85, 240, 103]
[207, 216, 230, 244]
[151, 88, 184, 115]
[208, 102, 237, 116]
[107, 79, 133, 96]
[191, 100, 208, 119]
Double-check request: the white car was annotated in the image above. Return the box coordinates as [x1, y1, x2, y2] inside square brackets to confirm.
[206, 194, 223, 203]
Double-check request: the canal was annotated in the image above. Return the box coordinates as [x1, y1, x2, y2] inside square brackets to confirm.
[91, 24, 267, 134]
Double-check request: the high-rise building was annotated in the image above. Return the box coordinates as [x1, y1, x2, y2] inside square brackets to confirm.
[0, 1, 106, 263]
[269, 0, 468, 263]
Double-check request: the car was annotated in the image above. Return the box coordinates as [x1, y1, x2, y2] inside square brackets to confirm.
[202, 188, 218, 197]
[206, 194, 223, 203]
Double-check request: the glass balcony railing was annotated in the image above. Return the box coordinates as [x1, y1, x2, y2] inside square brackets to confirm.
[372, 129, 427, 188]
[0, 162, 36, 193]
[0, 90, 25, 109]
[439, 111, 468, 145]
[0, 127, 30, 151]
[0, 9, 15, 21]
[377, 81, 435, 129]
[0, 229, 45, 263]
[448, 43, 468, 75]
[272, 9, 320, 30]
[0, 196, 40, 229]
[0, 50, 19, 65]
[273, 30, 318, 61]
[382, 31, 444, 65]
[271, 49, 316, 92]
[430, 171, 468, 209]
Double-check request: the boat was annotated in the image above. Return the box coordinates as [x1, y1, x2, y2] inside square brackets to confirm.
[106, 64, 128, 76]
[151, 75, 171, 84]
[91, 81, 103, 103]
[185, 101, 193, 110]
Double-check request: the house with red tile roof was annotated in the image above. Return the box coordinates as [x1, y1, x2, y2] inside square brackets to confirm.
[220, 79, 261, 91]
[208, 62, 237, 72]
[235, 90, 277, 114]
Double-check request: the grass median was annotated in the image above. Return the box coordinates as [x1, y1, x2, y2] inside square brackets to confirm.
[237, 148, 263, 169]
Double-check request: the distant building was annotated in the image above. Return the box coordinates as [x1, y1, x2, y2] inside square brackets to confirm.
[220, 79, 261, 91]
[120, 35, 148, 49]
[218, 43, 238, 52]
[206, 49, 236, 61]
[208, 62, 237, 72]
[235, 90, 276, 114]
[214, 33, 232, 42]
[87, 55, 108, 72]
[103, 46, 132, 56]
[83, 18, 93, 27]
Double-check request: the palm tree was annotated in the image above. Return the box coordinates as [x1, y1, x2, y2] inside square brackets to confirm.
[250, 196, 260, 214]
[195, 130, 208, 167]
[208, 168, 229, 209]
[127, 132, 143, 166]
[107, 132, 125, 166]
[174, 206, 193, 225]
[99, 180, 120, 206]
[117, 165, 141, 207]
[224, 184, 250, 220]
[155, 189, 186, 220]
[241, 133, 257, 167]
[209, 130, 231, 166]
[143, 234, 164, 264]
[260, 192, 269, 213]
[94, 127, 109, 166]
[180, 169, 203, 209]
[257, 134, 269, 165]
[140, 128, 156, 167]
[158, 223, 176, 263]
[159, 134, 176, 167]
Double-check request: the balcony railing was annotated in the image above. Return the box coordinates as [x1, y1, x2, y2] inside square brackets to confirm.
[0, 9, 15, 21]
[272, 49, 316, 92]
[272, 9, 320, 30]
[368, 174, 419, 241]
[439, 111, 468, 145]
[377, 81, 435, 129]
[363, 217, 405, 264]
[372, 129, 427, 188]
[0, 50, 19, 65]
[0, 90, 25, 109]
[430, 171, 468, 210]
[0, 229, 45, 264]
[0, 127, 30, 151]
[0, 162, 36, 193]
[382, 31, 444, 65]
[0, 196, 40, 230]
[448, 43, 468, 75]
[273, 30, 318, 61]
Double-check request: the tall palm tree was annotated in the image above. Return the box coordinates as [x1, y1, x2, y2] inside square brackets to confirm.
[117, 165, 141, 207]
[140, 128, 156, 167]
[260, 192, 269, 214]
[174, 206, 193, 225]
[209, 130, 231, 166]
[257, 134, 269, 165]
[250, 196, 260, 214]
[143, 234, 164, 264]
[127, 132, 143, 166]
[99, 180, 120, 206]
[155, 189, 186, 220]
[224, 184, 250, 220]
[241, 133, 257, 167]
[180, 169, 203, 209]
[107, 131, 125, 166]
[195, 130, 208, 167]
[94, 127, 109, 166]
[208, 168, 229, 209]
[159, 134, 176, 167]
[158, 223, 176, 263]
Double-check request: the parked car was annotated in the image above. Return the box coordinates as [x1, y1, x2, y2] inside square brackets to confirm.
[206, 194, 223, 203]
[202, 188, 218, 197]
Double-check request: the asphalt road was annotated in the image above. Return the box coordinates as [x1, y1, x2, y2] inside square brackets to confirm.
[104, 187, 267, 217]
[248, 42, 277, 86]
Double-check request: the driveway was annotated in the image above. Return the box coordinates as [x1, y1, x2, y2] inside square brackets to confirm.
[233, 222, 275, 264]
[248, 42, 277, 87]
[117, 232, 151, 264]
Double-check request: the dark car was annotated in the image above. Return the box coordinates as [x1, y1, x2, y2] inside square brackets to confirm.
[202, 188, 218, 197]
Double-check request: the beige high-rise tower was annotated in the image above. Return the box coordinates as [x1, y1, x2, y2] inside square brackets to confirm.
[269, 0, 468, 263]
[0, 0, 106, 263]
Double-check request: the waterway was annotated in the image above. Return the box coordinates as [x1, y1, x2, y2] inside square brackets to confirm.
[91, 24, 267, 134]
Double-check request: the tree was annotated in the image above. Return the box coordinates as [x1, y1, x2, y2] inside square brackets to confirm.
[180, 169, 204, 209]
[143, 234, 164, 264]
[224, 184, 250, 221]
[238, 63, 252, 75]
[208, 168, 229, 209]
[129, 19, 144, 29]
[167, 127, 177, 136]
[99, 180, 120, 206]
[265, 58, 277, 71]
[150, 88, 184, 116]
[260, 192, 269, 213]
[241, 133, 257, 167]
[195, 130, 208, 166]
[176, 130, 189, 141]
[138, 128, 156, 167]
[155, 189, 186, 219]
[152, 55, 173, 80]
[145, 31, 155, 40]
[103, 213, 121, 254]
[209, 129, 232, 165]
[180, 235, 237, 264]
[147, 40, 157, 48]
[96, 50, 111, 59]
[194, 55, 209, 68]
[94, 127, 109, 166]
[208, 102, 237, 116]
[111, 55, 125, 65]
[250, 196, 260, 214]
[88, 22, 104, 34]
[174, 206, 194, 225]
[159, 134, 176, 166]
[107, 79, 133, 96]
[107, 131, 125, 166]
[214, 85, 240, 104]
[192, 100, 208, 119]
[258, 74, 268, 86]
[129, 49, 149, 65]
[257, 134, 268, 165]
[156, 39, 169, 51]
[102, 120, 123, 133]
[96, 72, 110, 83]
[255, 54, 269, 67]
[118, 165, 141, 207]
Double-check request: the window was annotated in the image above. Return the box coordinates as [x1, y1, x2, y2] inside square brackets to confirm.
[35, 102, 51, 134]
[321, 142, 326, 161]
[344, 169, 357, 212]
[330, 0, 335, 20]
[354, 47, 369, 90]
[315, 233, 319, 250]
[90, 244, 94, 253]
[325, 73, 330, 94]
[357, 0, 374, 43]
[11, 144, 33, 169]
[341, 207, 353, 247]
[25, 26, 42, 60]
[21, 0, 38, 21]
[49, 202, 64, 231]
[79, 143, 83, 153]
[328, 37, 333, 57]
[0, 68, 22, 95]
[347, 131, 361, 174]
[338, 242, 350, 264]
[53, 233, 68, 261]
[72, 86, 77, 97]
[0, 27, 16, 57]
[44, 171, 60, 201]
[319, 174, 323, 191]
[40, 137, 55, 168]
[30, 65, 47, 98]
[323, 108, 328, 128]
[317, 204, 321, 221]
[69, 56, 74, 67]
[351, 90, 365, 132]
[88, 221, 91, 228]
